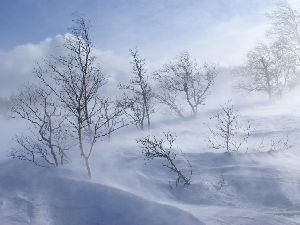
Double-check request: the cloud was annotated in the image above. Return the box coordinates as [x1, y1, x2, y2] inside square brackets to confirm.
[0, 35, 131, 98]
[188, 16, 268, 66]
[113, 0, 274, 67]
[0, 35, 65, 98]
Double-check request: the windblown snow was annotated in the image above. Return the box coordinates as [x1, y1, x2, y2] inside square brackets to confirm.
[1, 88, 300, 225]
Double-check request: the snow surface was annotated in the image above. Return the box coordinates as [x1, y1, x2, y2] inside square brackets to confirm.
[1, 84, 300, 224]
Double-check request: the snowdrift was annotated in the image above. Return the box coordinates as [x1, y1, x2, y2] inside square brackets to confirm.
[0, 160, 202, 225]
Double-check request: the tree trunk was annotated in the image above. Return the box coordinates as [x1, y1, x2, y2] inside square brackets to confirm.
[48, 119, 59, 167]
[183, 83, 196, 115]
[261, 57, 273, 100]
[84, 156, 92, 179]
[145, 105, 150, 129]
[147, 114, 150, 129]
[78, 123, 92, 178]
[49, 145, 59, 167]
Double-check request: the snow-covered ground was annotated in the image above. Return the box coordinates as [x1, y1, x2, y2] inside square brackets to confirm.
[1, 87, 300, 225]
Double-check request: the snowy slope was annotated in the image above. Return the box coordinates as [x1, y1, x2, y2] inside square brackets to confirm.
[0, 161, 202, 225]
[1, 151, 300, 224]
[1, 90, 300, 225]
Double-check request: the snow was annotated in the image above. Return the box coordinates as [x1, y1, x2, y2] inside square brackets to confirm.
[1, 83, 300, 224]
[0, 161, 202, 225]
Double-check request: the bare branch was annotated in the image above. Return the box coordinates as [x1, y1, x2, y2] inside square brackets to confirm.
[208, 101, 252, 153]
[10, 85, 70, 167]
[137, 132, 192, 186]
[120, 48, 155, 130]
[155, 52, 216, 117]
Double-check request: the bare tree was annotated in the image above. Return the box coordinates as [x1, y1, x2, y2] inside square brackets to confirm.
[137, 132, 192, 186]
[208, 102, 251, 153]
[267, 1, 300, 89]
[238, 2, 300, 99]
[267, 1, 300, 62]
[155, 52, 216, 117]
[239, 41, 298, 99]
[271, 38, 299, 92]
[239, 43, 275, 99]
[10, 85, 69, 167]
[35, 16, 125, 178]
[120, 48, 154, 130]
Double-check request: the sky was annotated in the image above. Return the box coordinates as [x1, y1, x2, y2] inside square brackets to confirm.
[1, 0, 300, 98]
[1, 0, 273, 55]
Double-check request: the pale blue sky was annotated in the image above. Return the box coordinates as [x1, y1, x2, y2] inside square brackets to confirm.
[0, 0, 274, 54]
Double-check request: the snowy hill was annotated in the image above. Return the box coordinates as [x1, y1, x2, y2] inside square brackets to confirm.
[0, 161, 202, 225]
[1, 94, 300, 225]
[1, 151, 300, 225]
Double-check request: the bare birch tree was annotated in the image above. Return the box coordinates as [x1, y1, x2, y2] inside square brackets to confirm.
[271, 38, 299, 92]
[10, 85, 69, 167]
[238, 2, 300, 99]
[239, 41, 298, 99]
[239, 43, 275, 99]
[267, 0, 300, 63]
[155, 52, 216, 117]
[35, 16, 125, 178]
[120, 48, 154, 130]
[266, 1, 300, 88]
